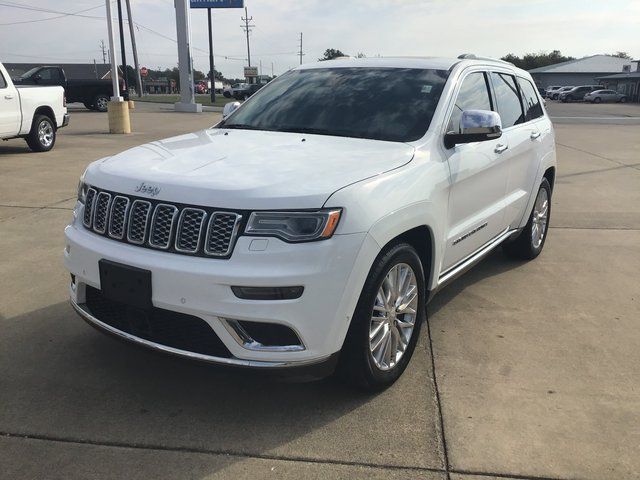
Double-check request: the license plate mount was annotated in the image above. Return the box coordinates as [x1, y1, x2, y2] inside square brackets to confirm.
[98, 259, 152, 309]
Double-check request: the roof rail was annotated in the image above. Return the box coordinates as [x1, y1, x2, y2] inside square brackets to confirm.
[458, 53, 513, 65]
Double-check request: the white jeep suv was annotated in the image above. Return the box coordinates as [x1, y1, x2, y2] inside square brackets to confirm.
[65, 56, 555, 390]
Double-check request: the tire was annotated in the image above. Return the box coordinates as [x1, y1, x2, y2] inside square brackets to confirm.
[336, 243, 426, 391]
[503, 178, 551, 260]
[620, 97, 627, 103]
[84, 102, 96, 110]
[94, 94, 109, 112]
[594, 97, 601, 103]
[25, 114, 56, 152]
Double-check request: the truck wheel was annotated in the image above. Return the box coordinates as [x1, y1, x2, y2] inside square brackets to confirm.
[620, 97, 627, 103]
[26, 115, 56, 152]
[336, 243, 426, 391]
[94, 94, 109, 112]
[503, 178, 551, 260]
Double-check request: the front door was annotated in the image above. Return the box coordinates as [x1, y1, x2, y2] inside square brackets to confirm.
[442, 70, 510, 271]
[0, 71, 20, 137]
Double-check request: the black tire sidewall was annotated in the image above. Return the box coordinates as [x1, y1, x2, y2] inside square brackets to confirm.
[27, 115, 55, 152]
[339, 243, 426, 390]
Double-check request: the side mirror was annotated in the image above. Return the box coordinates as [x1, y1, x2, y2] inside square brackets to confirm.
[222, 101, 241, 119]
[444, 110, 502, 149]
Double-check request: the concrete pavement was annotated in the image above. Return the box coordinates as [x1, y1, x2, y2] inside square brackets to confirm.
[1, 101, 639, 479]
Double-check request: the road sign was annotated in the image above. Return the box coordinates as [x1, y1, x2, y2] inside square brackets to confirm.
[140, 67, 148, 77]
[190, 0, 244, 8]
[244, 66, 258, 78]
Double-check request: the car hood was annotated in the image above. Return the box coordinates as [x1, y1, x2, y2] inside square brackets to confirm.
[85, 128, 415, 209]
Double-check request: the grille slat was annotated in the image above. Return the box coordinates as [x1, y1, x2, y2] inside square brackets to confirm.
[149, 204, 178, 249]
[108, 196, 130, 239]
[205, 212, 242, 257]
[175, 208, 207, 253]
[93, 192, 112, 234]
[83, 188, 97, 228]
[127, 200, 152, 245]
[82, 187, 241, 258]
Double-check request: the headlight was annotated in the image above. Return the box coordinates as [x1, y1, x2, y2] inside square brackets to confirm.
[245, 209, 342, 242]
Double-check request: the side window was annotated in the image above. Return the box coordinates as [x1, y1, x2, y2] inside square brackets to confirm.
[447, 72, 492, 133]
[490, 72, 524, 128]
[0, 71, 6, 89]
[39, 68, 53, 80]
[518, 77, 543, 122]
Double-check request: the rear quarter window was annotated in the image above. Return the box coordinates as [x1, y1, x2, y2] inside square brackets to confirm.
[0, 71, 6, 89]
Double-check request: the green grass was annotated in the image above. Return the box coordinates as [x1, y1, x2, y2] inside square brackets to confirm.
[136, 94, 236, 107]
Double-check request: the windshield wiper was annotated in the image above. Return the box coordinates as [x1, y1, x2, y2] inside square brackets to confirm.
[276, 126, 369, 139]
[220, 123, 265, 131]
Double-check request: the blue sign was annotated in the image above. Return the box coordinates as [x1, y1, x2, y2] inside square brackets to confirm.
[190, 0, 244, 8]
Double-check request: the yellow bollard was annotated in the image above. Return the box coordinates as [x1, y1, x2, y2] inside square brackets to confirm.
[107, 100, 131, 134]
[128, 100, 135, 110]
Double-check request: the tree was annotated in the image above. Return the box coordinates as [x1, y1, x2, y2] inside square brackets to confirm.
[501, 50, 575, 70]
[611, 51, 631, 59]
[319, 48, 346, 61]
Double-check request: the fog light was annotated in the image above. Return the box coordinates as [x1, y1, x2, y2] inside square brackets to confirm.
[231, 286, 304, 300]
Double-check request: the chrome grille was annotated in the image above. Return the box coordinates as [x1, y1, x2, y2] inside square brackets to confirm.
[108, 196, 129, 239]
[127, 200, 152, 244]
[149, 204, 178, 249]
[83, 188, 97, 228]
[81, 187, 242, 258]
[205, 212, 241, 257]
[175, 208, 207, 253]
[93, 192, 111, 234]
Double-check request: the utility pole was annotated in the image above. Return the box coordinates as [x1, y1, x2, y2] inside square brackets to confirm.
[125, 0, 143, 98]
[271, 62, 274, 77]
[207, 8, 215, 104]
[298, 32, 304, 65]
[174, 0, 201, 112]
[240, 7, 254, 68]
[100, 40, 107, 64]
[116, 0, 128, 94]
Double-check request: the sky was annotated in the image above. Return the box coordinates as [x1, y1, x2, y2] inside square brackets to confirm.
[1, 0, 639, 80]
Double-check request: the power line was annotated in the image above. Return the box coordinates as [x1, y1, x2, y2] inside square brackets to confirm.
[0, 2, 105, 26]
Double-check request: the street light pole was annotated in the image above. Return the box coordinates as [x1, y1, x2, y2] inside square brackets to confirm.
[208, 8, 216, 105]
[105, 0, 121, 101]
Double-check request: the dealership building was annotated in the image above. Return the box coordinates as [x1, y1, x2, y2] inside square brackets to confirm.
[529, 55, 635, 89]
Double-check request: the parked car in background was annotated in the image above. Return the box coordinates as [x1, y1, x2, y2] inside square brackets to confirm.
[12, 65, 127, 112]
[559, 85, 602, 102]
[1, 61, 68, 151]
[66, 56, 556, 390]
[549, 86, 574, 100]
[232, 82, 265, 100]
[545, 85, 562, 98]
[583, 89, 628, 103]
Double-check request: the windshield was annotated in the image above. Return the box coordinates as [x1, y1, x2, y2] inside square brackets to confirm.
[19, 67, 41, 79]
[220, 67, 449, 142]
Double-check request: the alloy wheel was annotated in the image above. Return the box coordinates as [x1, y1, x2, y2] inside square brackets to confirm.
[369, 263, 418, 371]
[38, 120, 54, 148]
[531, 187, 549, 249]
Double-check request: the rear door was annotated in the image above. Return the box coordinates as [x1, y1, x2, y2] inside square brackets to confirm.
[488, 71, 536, 229]
[0, 69, 21, 137]
[442, 70, 510, 270]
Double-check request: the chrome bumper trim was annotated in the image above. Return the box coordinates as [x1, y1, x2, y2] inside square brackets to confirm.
[70, 298, 329, 369]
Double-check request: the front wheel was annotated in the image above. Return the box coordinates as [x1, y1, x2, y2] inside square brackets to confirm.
[336, 243, 426, 391]
[594, 97, 601, 103]
[25, 114, 56, 152]
[503, 178, 551, 260]
[620, 97, 627, 103]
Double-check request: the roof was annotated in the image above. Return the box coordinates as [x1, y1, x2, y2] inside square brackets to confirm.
[597, 72, 640, 80]
[3, 62, 113, 80]
[528, 55, 633, 74]
[297, 56, 521, 73]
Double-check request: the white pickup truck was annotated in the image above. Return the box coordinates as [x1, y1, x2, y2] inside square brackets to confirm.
[0, 61, 68, 152]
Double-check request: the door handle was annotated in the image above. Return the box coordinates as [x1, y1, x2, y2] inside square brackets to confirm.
[494, 144, 509, 154]
[4, 95, 14, 100]
[530, 131, 541, 140]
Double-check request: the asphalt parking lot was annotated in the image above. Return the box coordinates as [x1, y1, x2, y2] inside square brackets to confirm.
[1, 101, 639, 480]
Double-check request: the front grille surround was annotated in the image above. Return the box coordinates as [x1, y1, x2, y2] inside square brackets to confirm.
[81, 186, 244, 259]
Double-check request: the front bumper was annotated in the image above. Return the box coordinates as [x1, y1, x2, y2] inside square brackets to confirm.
[64, 210, 377, 368]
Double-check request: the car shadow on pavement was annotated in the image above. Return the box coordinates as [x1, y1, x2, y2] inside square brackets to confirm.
[0, 299, 442, 474]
